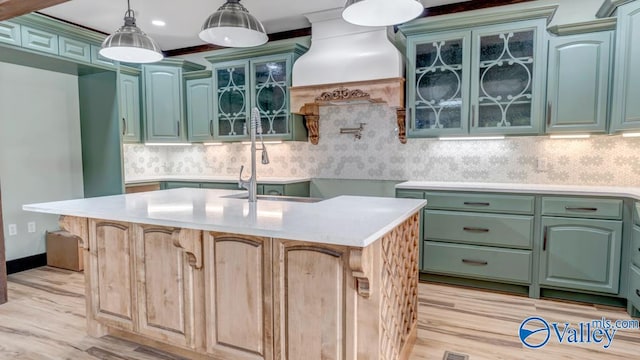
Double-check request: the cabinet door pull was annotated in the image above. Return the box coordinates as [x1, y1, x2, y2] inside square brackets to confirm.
[543, 226, 548, 251]
[177, 121, 180, 137]
[122, 118, 127, 136]
[636, 289, 640, 297]
[547, 101, 552, 126]
[463, 202, 490, 207]
[462, 259, 488, 266]
[463, 227, 490, 233]
[564, 207, 598, 212]
[471, 105, 476, 127]
[209, 119, 214, 136]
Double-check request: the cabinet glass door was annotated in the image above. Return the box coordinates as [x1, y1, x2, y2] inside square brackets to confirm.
[251, 56, 290, 136]
[214, 62, 249, 139]
[408, 32, 470, 136]
[471, 21, 545, 135]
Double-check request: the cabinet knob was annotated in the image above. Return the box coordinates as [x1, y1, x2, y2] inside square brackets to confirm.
[636, 289, 640, 298]
[122, 118, 127, 136]
[543, 226, 548, 251]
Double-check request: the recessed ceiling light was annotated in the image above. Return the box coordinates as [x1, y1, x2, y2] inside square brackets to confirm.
[151, 20, 166, 27]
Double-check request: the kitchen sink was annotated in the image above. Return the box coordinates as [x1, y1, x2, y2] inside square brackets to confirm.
[222, 193, 323, 203]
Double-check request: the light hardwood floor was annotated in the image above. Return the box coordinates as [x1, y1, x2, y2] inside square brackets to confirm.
[0, 267, 639, 360]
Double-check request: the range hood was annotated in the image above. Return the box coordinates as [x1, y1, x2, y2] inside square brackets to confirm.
[290, 8, 407, 145]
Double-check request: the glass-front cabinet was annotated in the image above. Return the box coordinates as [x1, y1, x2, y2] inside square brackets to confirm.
[213, 55, 292, 141]
[406, 19, 547, 137]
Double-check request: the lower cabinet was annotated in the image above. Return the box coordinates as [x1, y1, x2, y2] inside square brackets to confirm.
[160, 181, 310, 197]
[539, 217, 622, 294]
[629, 265, 640, 311]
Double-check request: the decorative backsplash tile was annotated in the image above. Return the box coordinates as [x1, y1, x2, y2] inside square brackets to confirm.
[124, 104, 640, 186]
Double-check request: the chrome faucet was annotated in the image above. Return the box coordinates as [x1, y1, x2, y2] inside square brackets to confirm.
[238, 108, 270, 202]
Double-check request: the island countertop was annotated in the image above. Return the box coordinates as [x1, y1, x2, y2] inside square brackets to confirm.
[23, 188, 426, 248]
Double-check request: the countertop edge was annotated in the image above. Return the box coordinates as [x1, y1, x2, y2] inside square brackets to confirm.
[125, 177, 312, 185]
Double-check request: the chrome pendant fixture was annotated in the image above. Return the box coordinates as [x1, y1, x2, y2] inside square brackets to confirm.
[99, 0, 163, 64]
[342, 0, 424, 27]
[199, 0, 268, 48]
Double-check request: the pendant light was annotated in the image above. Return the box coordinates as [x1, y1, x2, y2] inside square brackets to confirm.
[99, 0, 163, 64]
[342, 0, 424, 27]
[199, 0, 268, 48]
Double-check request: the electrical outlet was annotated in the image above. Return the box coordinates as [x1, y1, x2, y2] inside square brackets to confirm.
[537, 158, 548, 172]
[28, 221, 36, 233]
[8, 224, 17, 236]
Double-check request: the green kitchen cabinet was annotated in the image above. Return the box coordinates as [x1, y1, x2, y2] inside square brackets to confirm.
[143, 60, 205, 143]
[120, 71, 142, 143]
[163, 181, 201, 189]
[58, 36, 91, 63]
[20, 25, 58, 55]
[539, 217, 622, 294]
[200, 182, 239, 190]
[546, 31, 612, 134]
[206, 39, 309, 142]
[0, 21, 21, 46]
[185, 71, 215, 142]
[402, 15, 549, 137]
[611, 1, 640, 133]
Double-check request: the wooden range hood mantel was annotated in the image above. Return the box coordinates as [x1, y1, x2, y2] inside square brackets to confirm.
[290, 77, 407, 144]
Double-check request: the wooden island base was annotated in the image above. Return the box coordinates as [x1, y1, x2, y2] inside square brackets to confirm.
[60, 212, 420, 360]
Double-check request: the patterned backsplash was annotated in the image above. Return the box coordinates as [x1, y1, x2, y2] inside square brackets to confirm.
[124, 103, 640, 186]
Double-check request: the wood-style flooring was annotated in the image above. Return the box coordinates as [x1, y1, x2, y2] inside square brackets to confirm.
[0, 267, 639, 360]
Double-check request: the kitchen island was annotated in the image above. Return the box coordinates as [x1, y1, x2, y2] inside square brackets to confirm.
[24, 188, 426, 360]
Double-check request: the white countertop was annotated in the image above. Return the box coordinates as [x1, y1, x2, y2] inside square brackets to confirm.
[23, 188, 426, 248]
[396, 181, 640, 200]
[125, 175, 311, 185]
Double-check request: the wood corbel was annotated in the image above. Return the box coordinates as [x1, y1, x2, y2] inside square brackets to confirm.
[396, 108, 407, 144]
[349, 248, 371, 298]
[172, 228, 203, 269]
[300, 103, 320, 145]
[59, 215, 89, 250]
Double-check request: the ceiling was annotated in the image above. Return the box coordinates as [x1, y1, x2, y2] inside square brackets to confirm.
[38, 0, 466, 51]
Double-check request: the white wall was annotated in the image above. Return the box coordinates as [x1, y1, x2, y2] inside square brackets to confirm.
[0, 62, 84, 261]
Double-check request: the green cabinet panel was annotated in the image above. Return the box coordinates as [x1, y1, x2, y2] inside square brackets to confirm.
[470, 20, 547, 135]
[541, 197, 623, 220]
[21, 26, 58, 55]
[425, 191, 534, 214]
[425, 210, 533, 249]
[91, 44, 116, 68]
[120, 73, 142, 143]
[629, 265, 640, 310]
[59, 36, 91, 63]
[539, 217, 622, 294]
[164, 181, 201, 189]
[611, 1, 640, 132]
[546, 32, 612, 133]
[633, 226, 640, 268]
[262, 184, 284, 196]
[396, 190, 425, 199]
[0, 21, 21, 46]
[144, 66, 185, 142]
[424, 241, 532, 284]
[635, 202, 640, 226]
[200, 182, 239, 190]
[186, 76, 215, 142]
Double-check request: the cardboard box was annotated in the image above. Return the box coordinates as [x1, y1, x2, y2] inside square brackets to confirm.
[46, 230, 83, 271]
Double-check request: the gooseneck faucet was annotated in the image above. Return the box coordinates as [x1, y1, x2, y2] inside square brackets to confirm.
[238, 108, 270, 202]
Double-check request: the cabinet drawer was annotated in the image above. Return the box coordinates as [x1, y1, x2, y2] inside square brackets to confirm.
[633, 226, 640, 268]
[0, 21, 21, 46]
[425, 210, 533, 249]
[59, 37, 91, 63]
[629, 265, 640, 311]
[163, 181, 200, 189]
[541, 197, 622, 220]
[201, 182, 238, 190]
[396, 190, 424, 199]
[21, 26, 58, 55]
[423, 242, 532, 284]
[425, 192, 534, 214]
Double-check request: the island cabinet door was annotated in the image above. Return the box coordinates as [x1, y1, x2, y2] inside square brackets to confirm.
[272, 239, 353, 360]
[88, 220, 137, 331]
[204, 232, 273, 360]
[133, 225, 204, 350]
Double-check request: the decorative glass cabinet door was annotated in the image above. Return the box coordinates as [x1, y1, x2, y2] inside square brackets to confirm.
[470, 20, 546, 135]
[251, 55, 291, 137]
[213, 61, 249, 139]
[408, 32, 470, 137]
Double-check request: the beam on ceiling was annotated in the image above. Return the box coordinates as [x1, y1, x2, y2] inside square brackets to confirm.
[0, 0, 69, 21]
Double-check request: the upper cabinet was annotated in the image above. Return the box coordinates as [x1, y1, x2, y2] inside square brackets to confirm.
[545, 22, 615, 134]
[398, 3, 555, 138]
[120, 70, 142, 143]
[143, 60, 206, 143]
[610, 1, 640, 133]
[206, 39, 309, 142]
[185, 70, 215, 142]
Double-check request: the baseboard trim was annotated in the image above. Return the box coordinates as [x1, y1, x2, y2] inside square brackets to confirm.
[6, 253, 46, 274]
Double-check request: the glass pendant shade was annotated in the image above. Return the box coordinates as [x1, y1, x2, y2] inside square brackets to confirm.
[342, 0, 424, 27]
[100, 3, 163, 64]
[199, 0, 268, 48]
